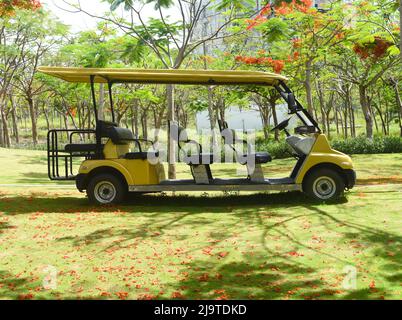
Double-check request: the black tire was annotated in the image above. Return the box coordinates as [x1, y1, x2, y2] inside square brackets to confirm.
[87, 173, 127, 205]
[303, 168, 345, 202]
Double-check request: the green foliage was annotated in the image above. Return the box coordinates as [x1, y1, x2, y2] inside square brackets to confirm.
[259, 17, 291, 42]
[256, 136, 402, 159]
[331, 136, 402, 155]
[256, 139, 293, 159]
[215, 0, 255, 11]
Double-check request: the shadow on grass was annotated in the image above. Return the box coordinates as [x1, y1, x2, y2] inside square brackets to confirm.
[162, 202, 401, 300]
[16, 172, 52, 184]
[0, 190, 399, 299]
[132, 195, 398, 300]
[0, 191, 347, 215]
[0, 270, 110, 300]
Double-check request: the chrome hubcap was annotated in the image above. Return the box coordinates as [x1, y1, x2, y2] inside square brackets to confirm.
[312, 176, 336, 200]
[94, 181, 116, 204]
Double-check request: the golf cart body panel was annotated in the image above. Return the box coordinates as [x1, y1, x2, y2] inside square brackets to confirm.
[39, 66, 356, 204]
[294, 134, 354, 184]
[77, 138, 165, 187]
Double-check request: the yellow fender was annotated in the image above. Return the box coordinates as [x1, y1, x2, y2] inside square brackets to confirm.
[295, 134, 353, 184]
[79, 159, 135, 185]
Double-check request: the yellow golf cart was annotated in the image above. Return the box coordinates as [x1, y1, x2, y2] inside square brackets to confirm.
[39, 67, 356, 204]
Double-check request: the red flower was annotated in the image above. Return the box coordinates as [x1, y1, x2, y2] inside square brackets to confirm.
[171, 291, 184, 299]
[115, 292, 129, 300]
[18, 293, 34, 300]
[272, 60, 285, 73]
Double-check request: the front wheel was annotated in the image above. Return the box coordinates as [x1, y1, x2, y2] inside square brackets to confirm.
[303, 168, 345, 202]
[87, 173, 127, 205]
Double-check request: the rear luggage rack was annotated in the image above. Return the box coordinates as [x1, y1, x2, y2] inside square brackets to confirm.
[47, 129, 96, 181]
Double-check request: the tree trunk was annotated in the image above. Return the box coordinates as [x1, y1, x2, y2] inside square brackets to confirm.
[304, 59, 314, 115]
[27, 96, 38, 145]
[374, 103, 387, 135]
[316, 82, 327, 133]
[392, 80, 402, 136]
[167, 84, 176, 179]
[358, 85, 373, 139]
[259, 104, 270, 140]
[10, 96, 19, 144]
[369, 100, 379, 134]
[134, 103, 139, 138]
[262, 116, 269, 140]
[42, 103, 50, 131]
[1, 107, 10, 147]
[207, 86, 216, 130]
[400, 0, 402, 64]
[0, 106, 3, 147]
[337, 109, 343, 140]
[141, 112, 148, 140]
[343, 107, 348, 139]
[335, 108, 339, 135]
[350, 106, 355, 138]
[271, 103, 279, 141]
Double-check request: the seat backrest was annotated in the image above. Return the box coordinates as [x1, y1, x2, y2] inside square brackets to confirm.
[217, 120, 237, 144]
[97, 120, 118, 138]
[169, 121, 188, 143]
[217, 120, 228, 132]
[107, 126, 135, 145]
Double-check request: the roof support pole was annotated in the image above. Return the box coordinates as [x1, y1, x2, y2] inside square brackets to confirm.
[107, 81, 116, 123]
[90, 75, 98, 123]
[90, 76, 103, 159]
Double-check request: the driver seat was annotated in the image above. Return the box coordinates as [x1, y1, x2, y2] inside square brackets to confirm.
[218, 120, 271, 182]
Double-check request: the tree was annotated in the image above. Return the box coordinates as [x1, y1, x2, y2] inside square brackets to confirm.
[240, 1, 350, 115]
[239, 0, 400, 139]
[13, 11, 68, 145]
[0, 10, 41, 146]
[329, 1, 400, 139]
[0, 0, 41, 17]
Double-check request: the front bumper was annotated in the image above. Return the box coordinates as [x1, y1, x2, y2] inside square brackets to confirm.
[343, 169, 356, 189]
[76, 173, 87, 192]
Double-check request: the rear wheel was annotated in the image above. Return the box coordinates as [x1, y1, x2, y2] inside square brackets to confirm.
[87, 173, 126, 205]
[303, 168, 344, 202]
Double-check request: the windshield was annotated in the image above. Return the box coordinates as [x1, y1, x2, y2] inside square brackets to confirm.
[295, 110, 314, 127]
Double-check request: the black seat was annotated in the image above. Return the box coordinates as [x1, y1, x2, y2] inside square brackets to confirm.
[237, 152, 272, 165]
[64, 143, 98, 153]
[183, 153, 214, 165]
[107, 126, 135, 144]
[218, 120, 272, 165]
[170, 121, 214, 165]
[99, 123, 158, 160]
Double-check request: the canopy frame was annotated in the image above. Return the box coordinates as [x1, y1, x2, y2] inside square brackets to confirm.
[39, 67, 320, 157]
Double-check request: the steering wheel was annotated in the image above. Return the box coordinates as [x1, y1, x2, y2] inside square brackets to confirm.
[271, 118, 290, 132]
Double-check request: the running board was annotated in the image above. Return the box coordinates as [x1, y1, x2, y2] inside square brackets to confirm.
[129, 182, 301, 193]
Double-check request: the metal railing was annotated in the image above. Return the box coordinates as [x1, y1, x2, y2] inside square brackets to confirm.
[47, 129, 96, 181]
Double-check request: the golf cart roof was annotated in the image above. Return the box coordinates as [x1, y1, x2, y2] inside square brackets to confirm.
[38, 67, 288, 86]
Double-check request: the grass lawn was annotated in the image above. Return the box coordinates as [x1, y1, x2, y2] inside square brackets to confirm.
[0, 148, 401, 300]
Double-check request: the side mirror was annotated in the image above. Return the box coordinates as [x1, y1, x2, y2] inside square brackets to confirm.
[287, 93, 298, 111]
